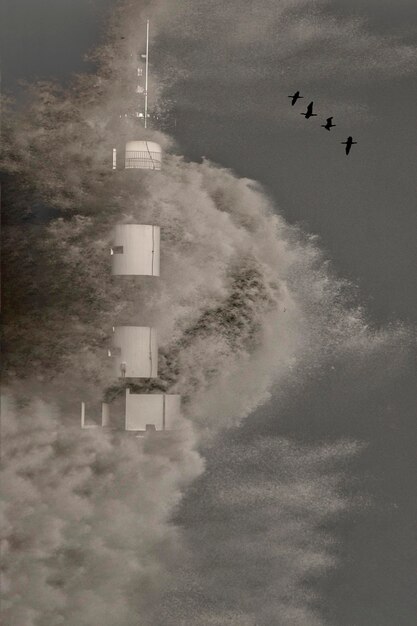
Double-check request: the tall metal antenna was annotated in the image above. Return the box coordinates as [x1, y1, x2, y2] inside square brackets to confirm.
[144, 19, 150, 129]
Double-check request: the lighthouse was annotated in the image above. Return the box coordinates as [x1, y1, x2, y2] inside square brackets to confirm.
[81, 20, 181, 435]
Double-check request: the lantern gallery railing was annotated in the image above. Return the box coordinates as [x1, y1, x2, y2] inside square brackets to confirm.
[125, 150, 161, 170]
[124, 140, 162, 170]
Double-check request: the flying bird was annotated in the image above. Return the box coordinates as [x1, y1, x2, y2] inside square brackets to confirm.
[341, 136, 357, 155]
[301, 101, 317, 119]
[321, 117, 336, 131]
[288, 91, 303, 106]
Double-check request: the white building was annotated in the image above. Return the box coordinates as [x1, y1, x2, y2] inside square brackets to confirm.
[81, 392, 181, 434]
[125, 389, 181, 431]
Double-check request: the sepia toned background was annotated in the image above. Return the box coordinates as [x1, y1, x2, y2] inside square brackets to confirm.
[1, 1, 416, 624]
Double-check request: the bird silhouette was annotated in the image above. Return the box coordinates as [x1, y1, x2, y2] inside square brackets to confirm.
[288, 91, 303, 106]
[341, 136, 357, 155]
[321, 117, 335, 131]
[301, 101, 317, 119]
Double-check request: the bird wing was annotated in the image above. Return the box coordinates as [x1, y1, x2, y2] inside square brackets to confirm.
[327, 117, 333, 123]
[307, 102, 313, 112]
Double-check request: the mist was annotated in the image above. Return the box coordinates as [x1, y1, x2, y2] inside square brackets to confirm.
[1, 1, 416, 624]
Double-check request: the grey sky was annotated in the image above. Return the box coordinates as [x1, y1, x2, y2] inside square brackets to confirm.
[0, 0, 113, 86]
[150, 0, 417, 325]
[2, 1, 416, 624]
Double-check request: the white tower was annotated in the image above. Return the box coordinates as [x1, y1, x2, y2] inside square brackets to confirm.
[82, 20, 181, 434]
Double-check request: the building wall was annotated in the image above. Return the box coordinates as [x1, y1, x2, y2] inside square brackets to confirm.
[125, 390, 181, 431]
[163, 394, 182, 430]
[111, 224, 160, 276]
[111, 326, 158, 378]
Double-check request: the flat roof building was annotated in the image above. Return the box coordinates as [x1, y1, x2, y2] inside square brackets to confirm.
[81, 392, 181, 434]
[125, 390, 181, 431]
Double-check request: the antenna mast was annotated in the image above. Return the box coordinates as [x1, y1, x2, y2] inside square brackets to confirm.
[144, 19, 150, 129]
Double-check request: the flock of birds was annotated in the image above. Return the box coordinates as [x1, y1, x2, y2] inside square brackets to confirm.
[289, 91, 357, 155]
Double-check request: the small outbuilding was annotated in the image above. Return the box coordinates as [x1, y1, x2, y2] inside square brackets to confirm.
[125, 390, 181, 431]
